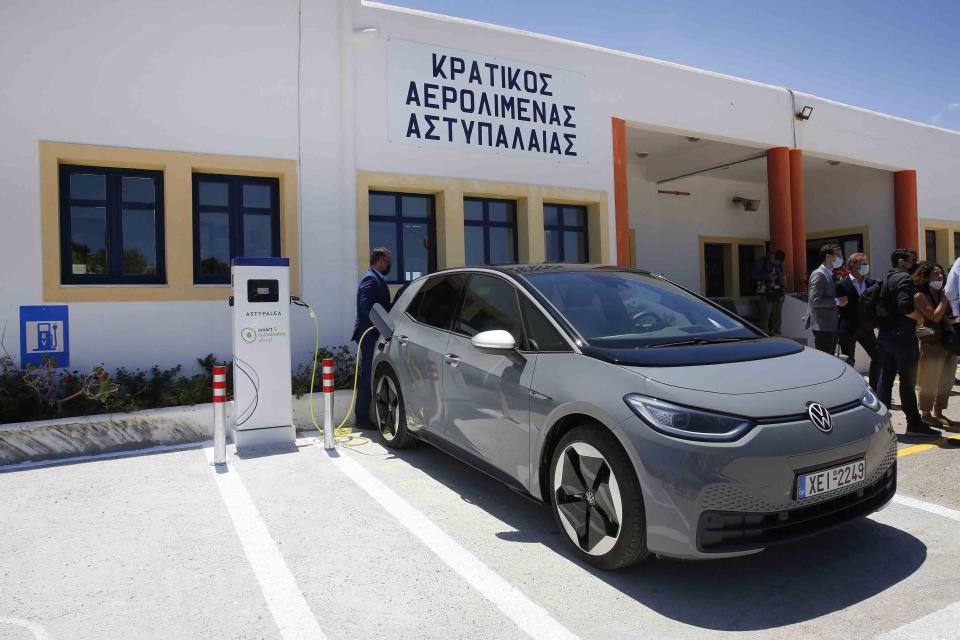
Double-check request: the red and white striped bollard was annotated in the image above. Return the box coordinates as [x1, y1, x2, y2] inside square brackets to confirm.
[322, 358, 335, 449]
[212, 365, 227, 465]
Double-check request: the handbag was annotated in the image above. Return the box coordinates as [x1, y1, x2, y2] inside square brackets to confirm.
[942, 324, 960, 356]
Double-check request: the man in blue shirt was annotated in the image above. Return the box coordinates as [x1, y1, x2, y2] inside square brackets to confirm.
[352, 247, 393, 429]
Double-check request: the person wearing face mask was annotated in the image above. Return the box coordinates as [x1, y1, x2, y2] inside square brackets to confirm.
[836, 252, 881, 389]
[876, 248, 935, 436]
[352, 247, 393, 429]
[804, 243, 848, 354]
[913, 262, 959, 431]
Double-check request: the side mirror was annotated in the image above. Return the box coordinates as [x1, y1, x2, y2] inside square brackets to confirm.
[471, 329, 516, 351]
[369, 303, 394, 339]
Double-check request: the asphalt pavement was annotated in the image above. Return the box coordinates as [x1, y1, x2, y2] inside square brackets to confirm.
[1, 400, 958, 640]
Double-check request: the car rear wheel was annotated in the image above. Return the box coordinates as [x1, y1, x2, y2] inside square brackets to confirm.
[549, 425, 648, 569]
[374, 369, 415, 448]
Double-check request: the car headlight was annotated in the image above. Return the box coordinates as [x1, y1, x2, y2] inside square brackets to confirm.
[860, 385, 882, 412]
[624, 394, 755, 442]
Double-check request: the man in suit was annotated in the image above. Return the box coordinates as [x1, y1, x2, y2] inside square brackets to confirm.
[750, 249, 787, 335]
[806, 243, 849, 354]
[836, 252, 880, 389]
[352, 247, 393, 429]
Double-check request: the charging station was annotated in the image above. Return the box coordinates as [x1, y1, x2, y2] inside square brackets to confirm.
[231, 257, 295, 452]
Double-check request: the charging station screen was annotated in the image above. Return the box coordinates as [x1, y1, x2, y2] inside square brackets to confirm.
[247, 279, 279, 303]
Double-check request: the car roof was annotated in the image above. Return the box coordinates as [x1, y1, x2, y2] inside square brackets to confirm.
[426, 263, 653, 279]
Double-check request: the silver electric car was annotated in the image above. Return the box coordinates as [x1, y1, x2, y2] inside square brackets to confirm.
[368, 265, 897, 569]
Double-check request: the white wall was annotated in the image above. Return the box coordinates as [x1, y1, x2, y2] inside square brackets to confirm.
[0, 0, 347, 372]
[353, 1, 799, 262]
[793, 92, 960, 221]
[2, 0, 960, 375]
[627, 162, 768, 290]
[804, 164, 896, 271]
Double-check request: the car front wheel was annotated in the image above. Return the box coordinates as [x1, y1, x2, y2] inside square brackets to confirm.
[549, 425, 648, 569]
[374, 368, 415, 449]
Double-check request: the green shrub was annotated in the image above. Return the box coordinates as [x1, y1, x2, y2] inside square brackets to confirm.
[0, 346, 356, 425]
[291, 344, 356, 397]
[0, 354, 118, 423]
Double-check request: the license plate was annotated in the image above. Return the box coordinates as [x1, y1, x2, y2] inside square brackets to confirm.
[796, 459, 865, 500]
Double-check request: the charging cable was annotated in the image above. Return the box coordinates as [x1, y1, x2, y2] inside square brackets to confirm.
[292, 296, 371, 447]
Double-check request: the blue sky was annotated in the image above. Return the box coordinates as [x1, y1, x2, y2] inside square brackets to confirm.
[386, 0, 960, 132]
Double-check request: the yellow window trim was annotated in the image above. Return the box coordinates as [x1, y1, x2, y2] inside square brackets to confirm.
[40, 141, 299, 302]
[355, 171, 610, 278]
[920, 218, 960, 264]
[698, 235, 767, 301]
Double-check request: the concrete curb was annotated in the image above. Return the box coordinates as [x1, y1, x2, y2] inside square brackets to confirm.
[0, 390, 357, 465]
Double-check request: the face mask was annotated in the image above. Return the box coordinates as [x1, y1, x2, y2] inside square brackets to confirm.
[859, 264, 870, 276]
[832, 256, 843, 269]
[930, 280, 944, 291]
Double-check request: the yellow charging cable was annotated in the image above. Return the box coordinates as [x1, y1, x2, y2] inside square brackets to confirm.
[302, 299, 372, 447]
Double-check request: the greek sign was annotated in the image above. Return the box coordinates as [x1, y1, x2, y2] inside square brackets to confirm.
[388, 39, 586, 161]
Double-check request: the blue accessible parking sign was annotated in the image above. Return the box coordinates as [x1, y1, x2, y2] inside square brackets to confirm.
[20, 305, 69, 368]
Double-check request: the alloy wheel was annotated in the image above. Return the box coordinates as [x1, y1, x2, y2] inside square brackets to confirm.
[553, 441, 623, 556]
[375, 375, 400, 440]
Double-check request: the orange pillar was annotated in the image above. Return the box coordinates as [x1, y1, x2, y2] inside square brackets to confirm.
[789, 149, 805, 291]
[611, 117, 631, 267]
[766, 147, 794, 290]
[894, 170, 919, 251]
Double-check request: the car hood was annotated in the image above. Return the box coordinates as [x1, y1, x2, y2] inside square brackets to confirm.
[618, 345, 848, 395]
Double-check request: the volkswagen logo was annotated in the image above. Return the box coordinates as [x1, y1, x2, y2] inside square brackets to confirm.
[807, 402, 832, 433]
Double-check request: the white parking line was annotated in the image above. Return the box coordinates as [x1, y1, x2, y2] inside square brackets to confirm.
[204, 448, 327, 640]
[876, 600, 960, 639]
[320, 445, 580, 640]
[893, 494, 960, 522]
[0, 616, 49, 640]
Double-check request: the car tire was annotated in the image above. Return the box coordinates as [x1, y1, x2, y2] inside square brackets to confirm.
[373, 368, 415, 449]
[549, 425, 648, 569]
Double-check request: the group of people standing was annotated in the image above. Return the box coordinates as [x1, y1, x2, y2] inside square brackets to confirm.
[753, 243, 960, 437]
[804, 245, 960, 437]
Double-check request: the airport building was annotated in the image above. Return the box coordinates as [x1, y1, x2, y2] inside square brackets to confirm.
[3, 0, 959, 371]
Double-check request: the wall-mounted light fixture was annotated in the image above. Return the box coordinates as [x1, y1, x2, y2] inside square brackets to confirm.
[732, 196, 761, 211]
[636, 151, 650, 158]
[827, 160, 841, 166]
[796, 105, 814, 120]
[686, 136, 701, 142]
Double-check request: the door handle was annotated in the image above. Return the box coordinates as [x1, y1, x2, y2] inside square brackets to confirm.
[444, 353, 461, 367]
[396, 334, 409, 346]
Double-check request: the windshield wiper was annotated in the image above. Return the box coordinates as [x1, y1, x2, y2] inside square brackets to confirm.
[648, 337, 759, 348]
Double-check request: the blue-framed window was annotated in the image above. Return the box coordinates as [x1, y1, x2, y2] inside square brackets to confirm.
[59, 165, 165, 285]
[463, 197, 518, 266]
[544, 204, 589, 263]
[193, 174, 280, 284]
[368, 191, 437, 284]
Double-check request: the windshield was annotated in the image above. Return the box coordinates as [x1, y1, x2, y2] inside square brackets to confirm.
[524, 271, 759, 348]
